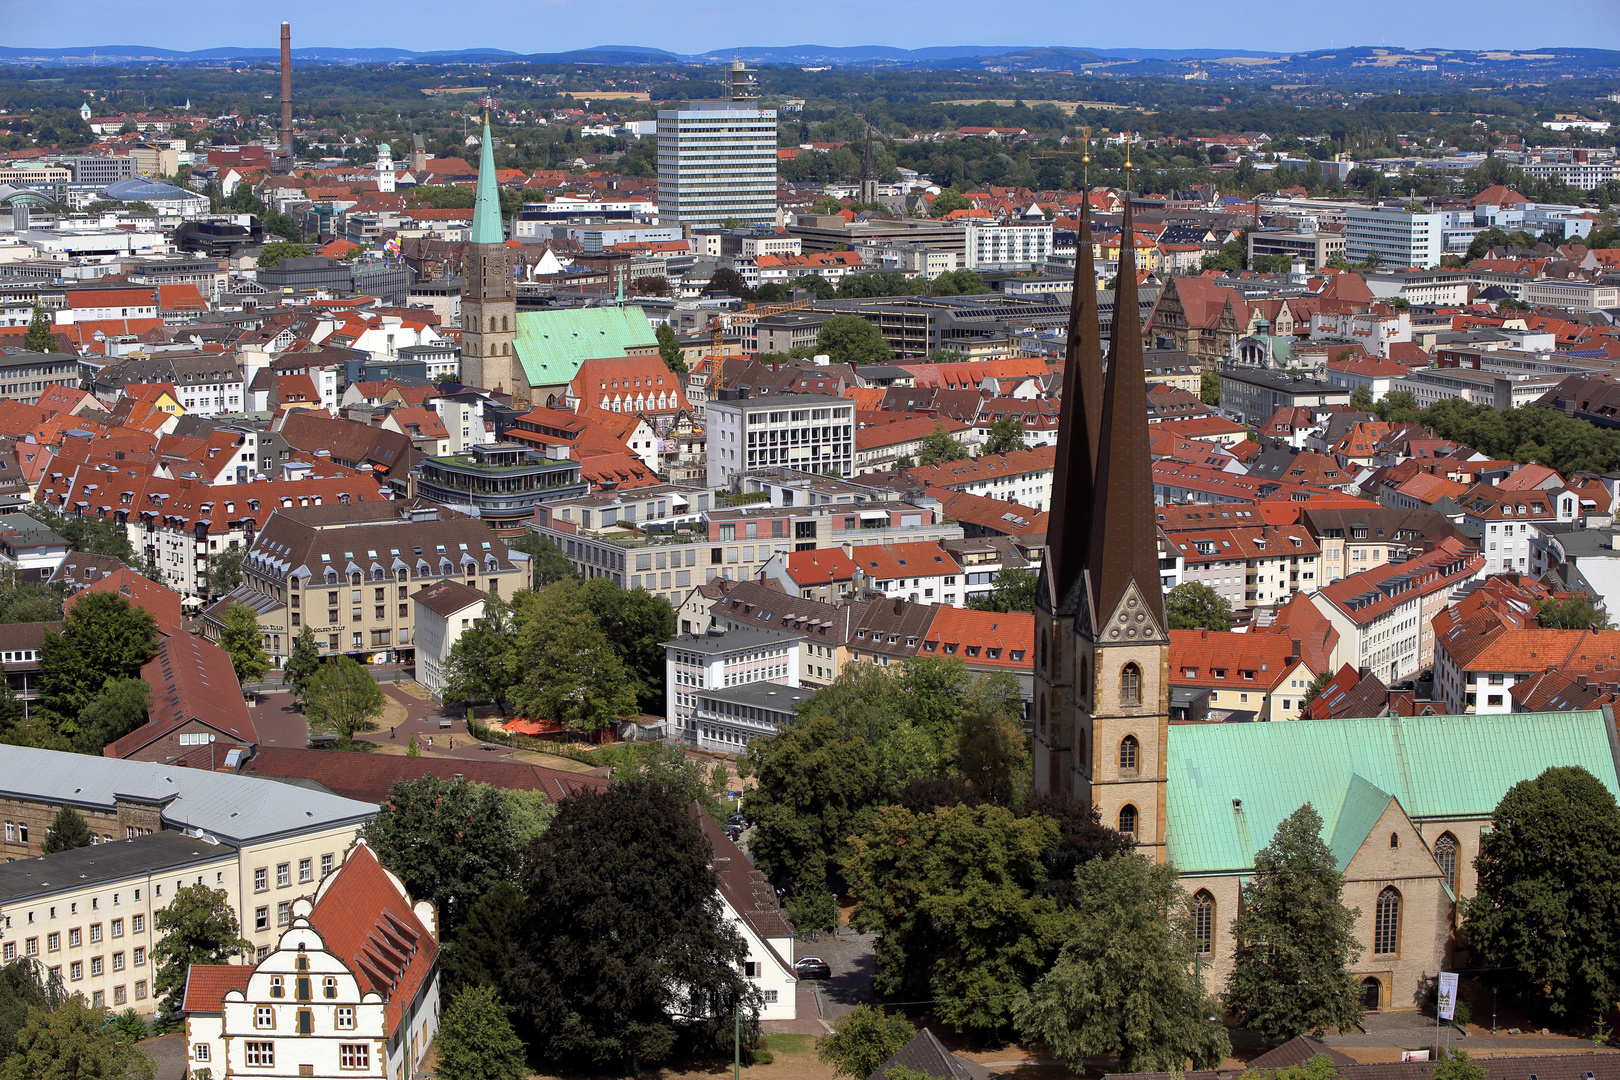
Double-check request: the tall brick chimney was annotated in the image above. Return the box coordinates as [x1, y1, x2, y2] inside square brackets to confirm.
[279, 23, 294, 172]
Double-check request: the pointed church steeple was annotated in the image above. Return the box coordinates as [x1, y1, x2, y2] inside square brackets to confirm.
[1046, 194, 1104, 615]
[1086, 193, 1166, 633]
[469, 118, 504, 247]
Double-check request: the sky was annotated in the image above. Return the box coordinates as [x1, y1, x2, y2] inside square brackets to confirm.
[6, 0, 1619, 55]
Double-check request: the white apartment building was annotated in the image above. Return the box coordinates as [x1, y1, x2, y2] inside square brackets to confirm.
[1395, 367, 1562, 411]
[1345, 206, 1444, 269]
[705, 392, 854, 488]
[1521, 280, 1620, 311]
[657, 101, 778, 229]
[964, 220, 1054, 272]
[664, 627, 802, 746]
[411, 579, 487, 700]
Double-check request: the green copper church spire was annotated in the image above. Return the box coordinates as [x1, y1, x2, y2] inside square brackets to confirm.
[469, 111, 504, 247]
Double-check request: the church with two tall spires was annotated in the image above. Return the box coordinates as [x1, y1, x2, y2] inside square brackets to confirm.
[1033, 188, 1171, 861]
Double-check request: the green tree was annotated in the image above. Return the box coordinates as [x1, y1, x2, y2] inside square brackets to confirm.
[1433, 1049, 1487, 1080]
[508, 532, 577, 588]
[1021, 793, 1136, 908]
[1200, 370, 1221, 406]
[0, 997, 153, 1080]
[817, 1005, 915, 1080]
[0, 958, 61, 1064]
[742, 713, 881, 893]
[1165, 582, 1234, 631]
[511, 578, 638, 733]
[981, 415, 1028, 456]
[817, 315, 893, 364]
[931, 190, 971, 218]
[613, 740, 729, 817]
[1350, 385, 1374, 410]
[406, 733, 422, 756]
[282, 626, 322, 704]
[31, 508, 136, 563]
[204, 548, 244, 598]
[917, 425, 970, 466]
[1373, 390, 1421, 424]
[578, 578, 675, 713]
[1535, 595, 1611, 630]
[42, 806, 92, 853]
[1298, 670, 1334, 712]
[846, 802, 1066, 1033]
[1223, 804, 1363, 1039]
[754, 282, 788, 302]
[951, 699, 1030, 806]
[22, 305, 54, 354]
[72, 678, 150, 754]
[257, 240, 311, 268]
[791, 274, 836, 299]
[150, 884, 250, 1015]
[1464, 766, 1620, 1021]
[966, 568, 1038, 613]
[1201, 240, 1246, 273]
[0, 584, 63, 624]
[505, 780, 757, 1072]
[655, 323, 688, 375]
[303, 656, 386, 746]
[38, 591, 159, 724]
[219, 602, 271, 685]
[435, 985, 529, 1080]
[784, 888, 838, 934]
[362, 776, 525, 940]
[1016, 854, 1230, 1073]
[441, 594, 522, 718]
[443, 880, 527, 994]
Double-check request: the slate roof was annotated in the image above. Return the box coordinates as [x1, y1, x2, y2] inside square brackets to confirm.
[0, 830, 234, 905]
[107, 633, 256, 760]
[1165, 709, 1620, 876]
[867, 1028, 995, 1080]
[0, 745, 375, 846]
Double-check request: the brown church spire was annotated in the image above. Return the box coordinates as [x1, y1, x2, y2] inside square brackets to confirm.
[1086, 194, 1166, 631]
[1046, 195, 1104, 614]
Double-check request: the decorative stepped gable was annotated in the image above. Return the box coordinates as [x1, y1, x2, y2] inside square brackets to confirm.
[1085, 196, 1167, 642]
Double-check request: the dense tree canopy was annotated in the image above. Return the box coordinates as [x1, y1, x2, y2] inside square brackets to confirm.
[1016, 854, 1230, 1072]
[362, 776, 526, 941]
[1165, 582, 1234, 632]
[505, 780, 756, 1072]
[1464, 766, 1620, 1020]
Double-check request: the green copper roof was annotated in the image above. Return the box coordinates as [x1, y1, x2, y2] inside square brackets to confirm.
[470, 121, 504, 247]
[512, 305, 659, 389]
[1165, 710, 1620, 876]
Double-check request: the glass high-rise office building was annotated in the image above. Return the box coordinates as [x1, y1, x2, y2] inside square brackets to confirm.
[657, 61, 777, 229]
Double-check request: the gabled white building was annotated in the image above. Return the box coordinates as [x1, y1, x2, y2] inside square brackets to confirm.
[689, 806, 798, 1021]
[183, 840, 440, 1080]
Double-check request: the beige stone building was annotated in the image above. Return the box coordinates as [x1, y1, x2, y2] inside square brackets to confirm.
[0, 746, 376, 966]
[1165, 711, 1619, 1011]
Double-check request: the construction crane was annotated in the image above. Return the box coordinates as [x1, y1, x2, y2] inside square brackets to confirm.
[706, 297, 817, 395]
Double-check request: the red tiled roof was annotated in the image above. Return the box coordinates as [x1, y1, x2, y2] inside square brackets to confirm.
[107, 633, 255, 760]
[182, 964, 250, 1013]
[1170, 628, 1308, 693]
[921, 607, 1033, 670]
[309, 842, 439, 1040]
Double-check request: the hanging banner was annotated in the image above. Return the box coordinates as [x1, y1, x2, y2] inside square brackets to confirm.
[1436, 971, 1459, 1021]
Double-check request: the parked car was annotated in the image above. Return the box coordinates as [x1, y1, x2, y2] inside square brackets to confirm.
[794, 957, 831, 980]
[727, 813, 747, 827]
